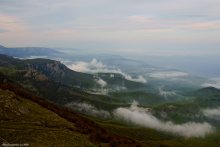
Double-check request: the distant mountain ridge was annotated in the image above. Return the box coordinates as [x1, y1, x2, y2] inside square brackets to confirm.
[196, 86, 220, 99]
[0, 44, 61, 58]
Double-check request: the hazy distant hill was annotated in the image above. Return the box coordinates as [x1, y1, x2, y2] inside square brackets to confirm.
[0, 45, 61, 58]
[190, 87, 220, 108]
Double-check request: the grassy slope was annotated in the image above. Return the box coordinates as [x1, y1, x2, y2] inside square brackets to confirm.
[110, 91, 165, 105]
[0, 75, 219, 147]
[0, 66, 131, 111]
[0, 82, 144, 147]
[0, 89, 95, 147]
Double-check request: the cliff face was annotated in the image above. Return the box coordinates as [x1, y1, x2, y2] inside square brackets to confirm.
[0, 54, 95, 88]
[24, 60, 67, 81]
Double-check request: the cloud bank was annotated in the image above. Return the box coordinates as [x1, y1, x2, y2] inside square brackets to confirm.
[149, 71, 189, 79]
[158, 87, 176, 98]
[202, 78, 220, 89]
[202, 107, 220, 120]
[95, 78, 107, 87]
[68, 58, 147, 84]
[113, 101, 214, 138]
[202, 83, 220, 89]
[66, 102, 111, 118]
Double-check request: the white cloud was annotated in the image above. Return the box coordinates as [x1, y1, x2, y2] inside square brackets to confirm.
[202, 107, 220, 120]
[87, 85, 127, 95]
[202, 78, 220, 89]
[124, 75, 147, 84]
[95, 78, 107, 87]
[202, 83, 220, 89]
[158, 87, 176, 98]
[87, 88, 109, 95]
[66, 102, 111, 118]
[67, 58, 112, 73]
[113, 101, 214, 138]
[149, 71, 189, 79]
[67, 58, 147, 84]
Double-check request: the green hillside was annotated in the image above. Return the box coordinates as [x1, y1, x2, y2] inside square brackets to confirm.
[0, 53, 220, 147]
[0, 88, 95, 147]
[0, 54, 155, 111]
[0, 82, 143, 146]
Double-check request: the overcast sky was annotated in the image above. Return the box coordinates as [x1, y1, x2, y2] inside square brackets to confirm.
[0, 0, 220, 57]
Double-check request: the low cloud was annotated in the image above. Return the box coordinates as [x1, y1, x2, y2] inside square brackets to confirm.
[202, 107, 220, 120]
[202, 78, 220, 89]
[113, 101, 214, 138]
[66, 102, 111, 118]
[67, 58, 147, 84]
[202, 83, 220, 89]
[149, 71, 189, 79]
[158, 87, 176, 98]
[18, 55, 48, 59]
[125, 75, 147, 83]
[87, 88, 109, 95]
[95, 78, 107, 87]
[68, 58, 106, 73]
[87, 85, 127, 95]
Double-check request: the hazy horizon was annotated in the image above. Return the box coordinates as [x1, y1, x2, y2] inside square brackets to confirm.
[0, 0, 220, 77]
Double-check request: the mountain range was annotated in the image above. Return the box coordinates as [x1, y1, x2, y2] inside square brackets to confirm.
[0, 45, 220, 147]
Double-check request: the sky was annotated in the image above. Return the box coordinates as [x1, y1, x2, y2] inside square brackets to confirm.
[0, 0, 220, 58]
